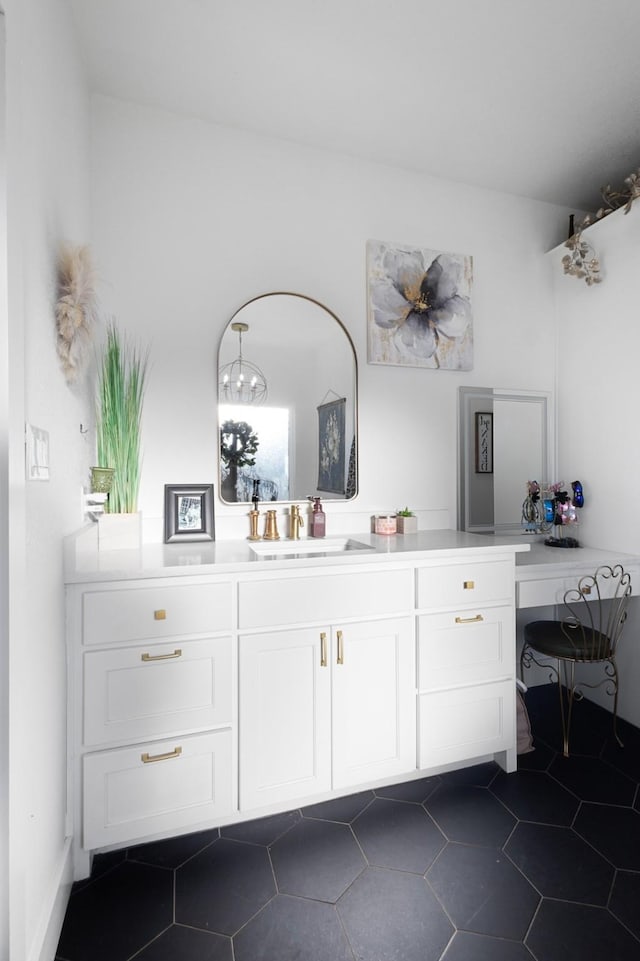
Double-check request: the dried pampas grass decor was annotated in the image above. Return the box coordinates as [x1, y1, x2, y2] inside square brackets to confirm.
[55, 243, 98, 383]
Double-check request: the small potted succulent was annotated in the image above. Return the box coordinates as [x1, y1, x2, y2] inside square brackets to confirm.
[395, 507, 418, 534]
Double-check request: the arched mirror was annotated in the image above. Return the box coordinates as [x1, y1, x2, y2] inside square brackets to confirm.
[218, 293, 358, 504]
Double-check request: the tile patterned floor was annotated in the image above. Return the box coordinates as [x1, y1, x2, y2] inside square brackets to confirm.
[56, 685, 640, 961]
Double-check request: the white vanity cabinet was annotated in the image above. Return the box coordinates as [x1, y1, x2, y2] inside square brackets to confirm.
[239, 615, 415, 810]
[67, 576, 236, 872]
[415, 558, 516, 769]
[66, 534, 524, 879]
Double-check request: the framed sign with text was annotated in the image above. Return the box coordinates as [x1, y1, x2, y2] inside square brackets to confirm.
[475, 412, 493, 474]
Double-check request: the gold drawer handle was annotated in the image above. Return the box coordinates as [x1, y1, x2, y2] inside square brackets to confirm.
[154, 609, 167, 620]
[141, 746, 182, 764]
[455, 614, 484, 624]
[337, 630, 344, 665]
[141, 648, 182, 662]
[463, 581, 475, 590]
[320, 632, 328, 667]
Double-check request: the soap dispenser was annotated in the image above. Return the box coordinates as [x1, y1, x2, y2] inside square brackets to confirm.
[308, 496, 326, 538]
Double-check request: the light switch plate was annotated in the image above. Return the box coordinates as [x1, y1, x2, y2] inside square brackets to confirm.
[26, 424, 50, 481]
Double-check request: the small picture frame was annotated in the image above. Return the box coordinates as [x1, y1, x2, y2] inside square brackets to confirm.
[164, 484, 215, 543]
[475, 412, 493, 474]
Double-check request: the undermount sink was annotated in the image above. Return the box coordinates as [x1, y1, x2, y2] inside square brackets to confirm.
[250, 537, 373, 558]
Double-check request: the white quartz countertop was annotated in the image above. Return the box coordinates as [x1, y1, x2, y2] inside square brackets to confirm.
[64, 527, 532, 584]
[511, 538, 640, 577]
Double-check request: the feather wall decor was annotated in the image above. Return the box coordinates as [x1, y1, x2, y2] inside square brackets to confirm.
[55, 244, 98, 383]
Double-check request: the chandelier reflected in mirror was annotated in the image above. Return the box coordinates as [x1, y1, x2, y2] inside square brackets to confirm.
[218, 322, 268, 404]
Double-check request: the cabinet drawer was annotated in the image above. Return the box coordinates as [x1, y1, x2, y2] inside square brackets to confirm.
[517, 576, 580, 609]
[418, 680, 515, 768]
[238, 568, 414, 629]
[417, 607, 514, 691]
[83, 729, 234, 849]
[83, 637, 233, 746]
[83, 581, 233, 645]
[416, 560, 513, 610]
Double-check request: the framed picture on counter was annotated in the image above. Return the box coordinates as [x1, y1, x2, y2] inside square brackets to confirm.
[164, 483, 215, 542]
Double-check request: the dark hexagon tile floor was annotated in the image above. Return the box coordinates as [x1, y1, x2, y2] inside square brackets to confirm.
[174, 837, 275, 935]
[548, 753, 637, 805]
[425, 784, 516, 846]
[234, 894, 353, 961]
[338, 866, 454, 961]
[56, 685, 640, 961]
[128, 827, 220, 868]
[505, 821, 614, 904]
[526, 899, 640, 961]
[573, 801, 640, 870]
[490, 767, 579, 824]
[609, 870, 640, 940]
[132, 924, 232, 961]
[56, 861, 173, 961]
[427, 842, 539, 940]
[442, 931, 536, 961]
[352, 796, 446, 873]
[220, 808, 300, 845]
[302, 789, 374, 822]
[270, 817, 365, 901]
[375, 774, 441, 802]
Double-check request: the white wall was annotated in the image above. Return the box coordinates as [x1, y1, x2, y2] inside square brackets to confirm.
[0, 12, 8, 954]
[551, 207, 640, 725]
[90, 95, 573, 541]
[3, 0, 92, 958]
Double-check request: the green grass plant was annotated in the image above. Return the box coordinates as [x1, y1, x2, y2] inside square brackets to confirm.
[96, 323, 148, 513]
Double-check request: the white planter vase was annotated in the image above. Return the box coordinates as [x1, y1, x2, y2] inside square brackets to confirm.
[395, 515, 418, 534]
[98, 512, 142, 551]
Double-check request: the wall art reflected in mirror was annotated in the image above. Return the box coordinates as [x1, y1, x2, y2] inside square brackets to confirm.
[218, 293, 358, 504]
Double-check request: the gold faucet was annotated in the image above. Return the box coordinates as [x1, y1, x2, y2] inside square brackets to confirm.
[248, 508, 261, 541]
[289, 504, 304, 540]
[263, 509, 280, 541]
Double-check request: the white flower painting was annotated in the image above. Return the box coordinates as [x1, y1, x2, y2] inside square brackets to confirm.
[367, 239, 473, 370]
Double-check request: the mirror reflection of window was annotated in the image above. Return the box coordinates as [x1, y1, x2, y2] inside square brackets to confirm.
[220, 404, 290, 502]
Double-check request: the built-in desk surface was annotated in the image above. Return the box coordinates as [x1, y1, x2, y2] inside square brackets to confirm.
[497, 538, 640, 608]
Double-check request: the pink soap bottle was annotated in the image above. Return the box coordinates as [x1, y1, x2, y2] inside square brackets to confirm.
[309, 497, 326, 538]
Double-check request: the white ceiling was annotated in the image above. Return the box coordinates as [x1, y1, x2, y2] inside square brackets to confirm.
[69, 0, 640, 210]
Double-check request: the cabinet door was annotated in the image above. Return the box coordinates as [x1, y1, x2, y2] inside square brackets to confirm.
[331, 616, 416, 790]
[239, 627, 331, 810]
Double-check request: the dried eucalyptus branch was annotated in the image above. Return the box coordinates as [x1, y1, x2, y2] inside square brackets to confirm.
[562, 229, 602, 286]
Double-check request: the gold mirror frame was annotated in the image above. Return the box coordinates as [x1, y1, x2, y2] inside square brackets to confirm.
[217, 292, 358, 504]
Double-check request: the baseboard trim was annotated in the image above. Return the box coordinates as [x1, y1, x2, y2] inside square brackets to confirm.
[28, 836, 73, 961]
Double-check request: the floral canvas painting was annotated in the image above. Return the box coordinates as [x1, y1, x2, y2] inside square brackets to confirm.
[367, 240, 473, 370]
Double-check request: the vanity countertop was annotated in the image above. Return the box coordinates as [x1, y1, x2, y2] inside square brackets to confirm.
[64, 527, 531, 585]
[496, 535, 640, 577]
